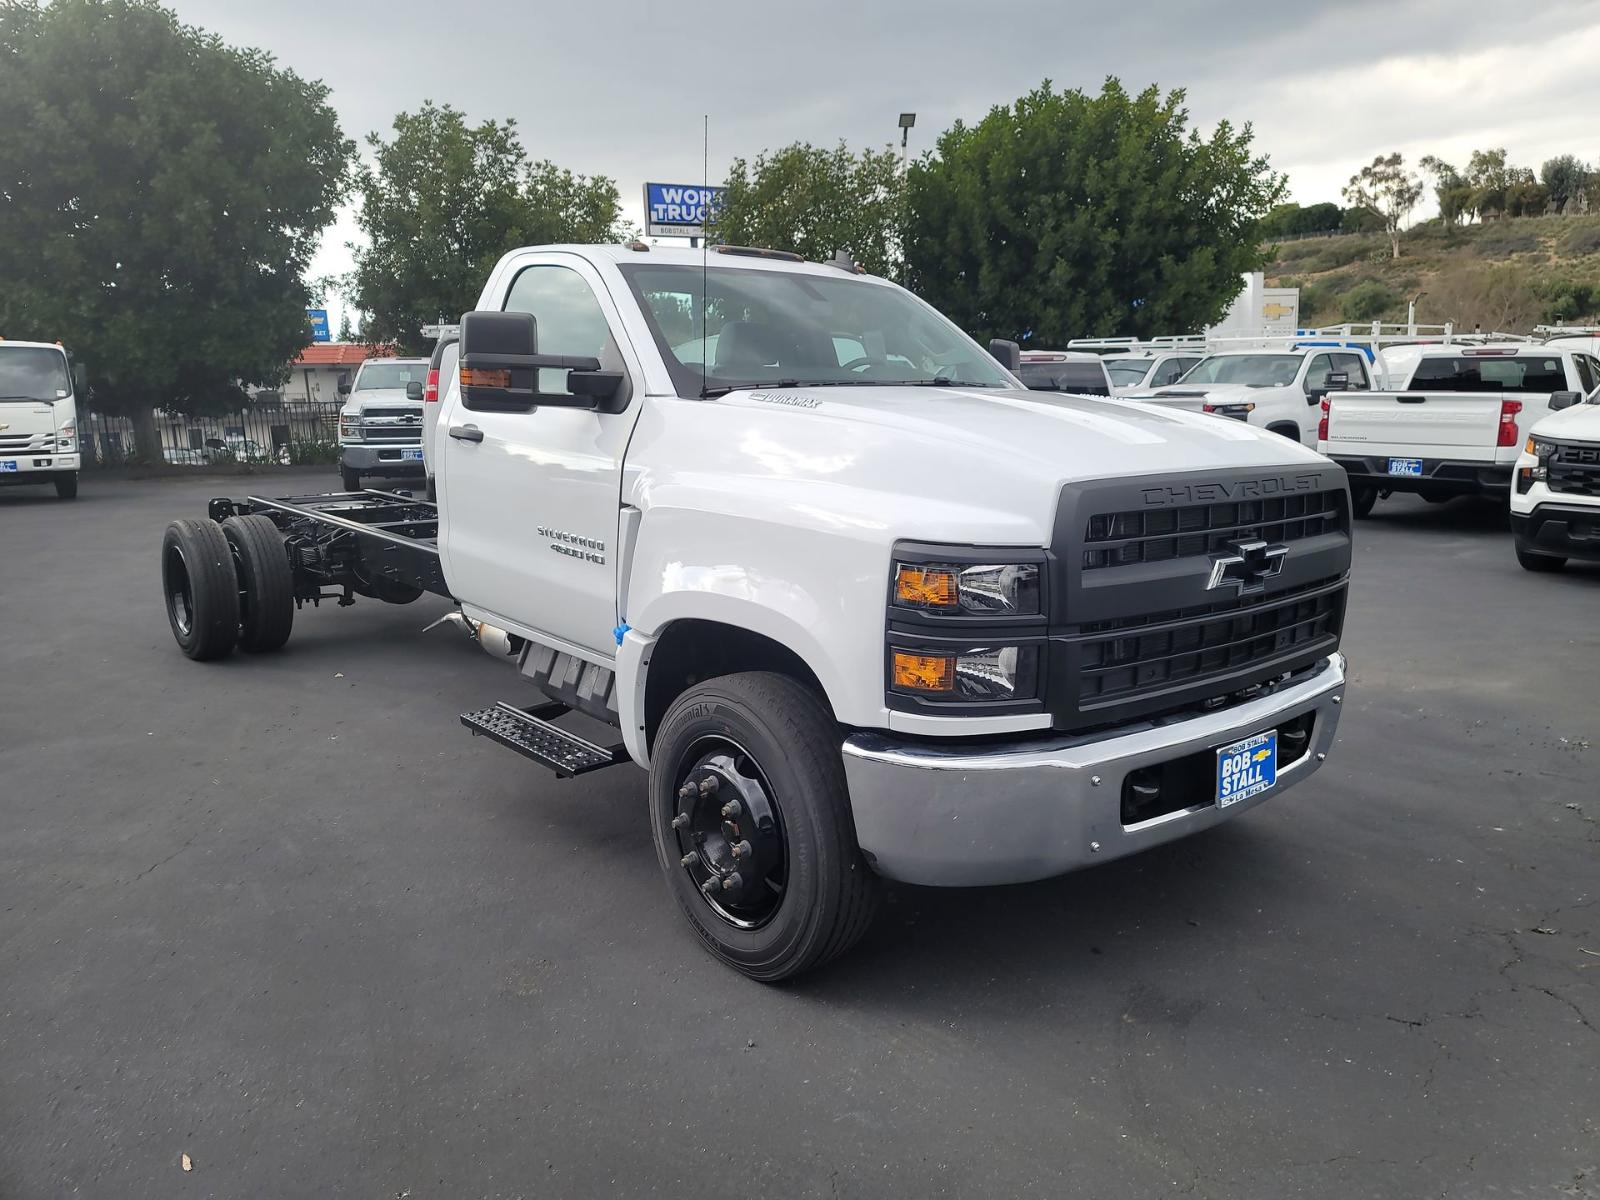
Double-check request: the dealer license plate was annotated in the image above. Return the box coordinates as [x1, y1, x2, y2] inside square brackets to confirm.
[401, 448, 423, 460]
[1387, 457, 1423, 477]
[1216, 731, 1278, 808]
[0, 460, 17, 472]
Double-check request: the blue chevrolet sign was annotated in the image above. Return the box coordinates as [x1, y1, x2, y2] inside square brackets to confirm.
[306, 309, 331, 343]
[644, 182, 725, 239]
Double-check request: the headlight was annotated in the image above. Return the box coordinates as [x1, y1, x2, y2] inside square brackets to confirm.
[893, 561, 1041, 616]
[1526, 436, 1556, 459]
[56, 420, 76, 451]
[891, 645, 1039, 702]
[340, 417, 361, 440]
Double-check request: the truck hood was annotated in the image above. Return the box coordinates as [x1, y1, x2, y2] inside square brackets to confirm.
[642, 384, 1330, 548]
[0, 400, 64, 438]
[1133, 382, 1294, 405]
[346, 389, 420, 412]
[1529, 402, 1600, 443]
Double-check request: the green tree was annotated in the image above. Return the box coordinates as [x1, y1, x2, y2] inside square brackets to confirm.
[0, 0, 351, 460]
[904, 79, 1283, 345]
[1343, 153, 1423, 258]
[1541, 155, 1591, 214]
[718, 142, 907, 275]
[350, 104, 623, 355]
[1420, 156, 1474, 227]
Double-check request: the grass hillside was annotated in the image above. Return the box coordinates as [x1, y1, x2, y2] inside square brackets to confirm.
[1265, 215, 1600, 333]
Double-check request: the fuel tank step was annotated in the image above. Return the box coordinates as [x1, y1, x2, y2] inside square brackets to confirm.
[461, 701, 626, 778]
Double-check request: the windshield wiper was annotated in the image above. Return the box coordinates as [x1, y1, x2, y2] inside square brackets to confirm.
[0, 394, 48, 401]
[701, 379, 916, 399]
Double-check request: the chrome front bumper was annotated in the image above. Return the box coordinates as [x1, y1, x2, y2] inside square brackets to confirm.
[842, 654, 1346, 887]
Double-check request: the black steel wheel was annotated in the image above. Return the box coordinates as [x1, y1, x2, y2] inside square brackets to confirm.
[222, 514, 295, 652]
[649, 672, 879, 982]
[54, 472, 78, 499]
[1351, 484, 1378, 519]
[161, 519, 239, 661]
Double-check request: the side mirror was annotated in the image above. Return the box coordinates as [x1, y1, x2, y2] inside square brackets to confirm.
[337, 379, 351, 395]
[71, 362, 88, 395]
[459, 309, 625, 413]
[988, 338, 1021, 371]
[405, 381, 424, 402]
[1549, 390, 1582, 411]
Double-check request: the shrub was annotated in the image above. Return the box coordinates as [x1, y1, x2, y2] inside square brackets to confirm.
[1557, 222, 1600, 258]
[287, 438, 340, 465]
[1471, 226, 1540, 257]
[1339, 281, 1402, 322]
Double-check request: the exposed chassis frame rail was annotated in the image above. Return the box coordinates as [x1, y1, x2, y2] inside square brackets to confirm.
[208, 488, 451, 606]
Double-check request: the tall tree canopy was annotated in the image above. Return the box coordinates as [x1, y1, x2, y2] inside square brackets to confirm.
[903, 79, 1282, 346]
[0, 0, 353, 458]
[350, 104, 624, 354]
[718, 142, 906, 276]
[1343, 153, 1423, 259]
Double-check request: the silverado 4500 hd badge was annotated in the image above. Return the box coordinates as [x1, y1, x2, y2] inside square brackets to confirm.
[538, 526, 605, 565]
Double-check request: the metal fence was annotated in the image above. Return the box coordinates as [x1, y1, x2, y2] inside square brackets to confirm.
[82, 400, 342, 468]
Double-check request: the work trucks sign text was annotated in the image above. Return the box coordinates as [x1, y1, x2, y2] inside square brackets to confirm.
[645, 183, 725, 239]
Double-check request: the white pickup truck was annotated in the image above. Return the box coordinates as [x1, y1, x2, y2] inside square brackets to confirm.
[1510, 392, 1600, 571]
[0, 338, 81, 498]
[1319, 344, 1600, 517]
[1126, 345, 1378, 448]
[159, 244, 1353, 980]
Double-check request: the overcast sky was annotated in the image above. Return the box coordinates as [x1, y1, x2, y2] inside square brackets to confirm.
[169, 0, 1600, 329]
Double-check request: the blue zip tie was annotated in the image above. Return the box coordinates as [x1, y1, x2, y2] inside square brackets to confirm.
[613, 622, 631, 647]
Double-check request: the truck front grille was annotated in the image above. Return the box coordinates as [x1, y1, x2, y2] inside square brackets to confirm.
[1078, 578, 1344, 704]
[1083, 488, 1345, 570]
[1549, 444, 1600, 497]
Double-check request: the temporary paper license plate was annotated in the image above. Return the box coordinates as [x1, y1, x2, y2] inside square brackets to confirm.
[401, 448, 423, 460]
[1216, 731, 1278, 808]
[1387, 457, 1423, 477]
[0, 460, 17, 472]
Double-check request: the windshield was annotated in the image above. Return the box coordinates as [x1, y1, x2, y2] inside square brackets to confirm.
[1016, 361, 1109, 395]
[1179, 354, 1303, 387]
[355, 361, 426, 390]
[0, 346, 71, 402]
[618, 263, 1012, 395]
[1105, 359, 1153, 386]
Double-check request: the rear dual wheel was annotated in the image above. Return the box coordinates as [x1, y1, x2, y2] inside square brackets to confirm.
[222, 514, 294, 652]
[649, 672, 880, 982]
[162, 516, 294, 659]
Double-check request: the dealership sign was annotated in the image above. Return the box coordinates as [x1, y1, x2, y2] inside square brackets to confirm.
[306, 308, 331, 343]
[644, 182, 725, 239]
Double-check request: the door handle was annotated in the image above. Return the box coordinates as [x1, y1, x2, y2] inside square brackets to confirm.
[1396, 396, 1426, 404]
[449, 424, 484, 442]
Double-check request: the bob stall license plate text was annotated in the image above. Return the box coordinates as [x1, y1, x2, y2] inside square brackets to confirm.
[1388, 457, 1423, 477]
[1216, 731, 1278, 808]
[401, 448, 423, 460]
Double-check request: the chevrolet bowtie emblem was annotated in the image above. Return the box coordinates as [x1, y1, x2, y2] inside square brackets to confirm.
[1207, 539, 1287, 595]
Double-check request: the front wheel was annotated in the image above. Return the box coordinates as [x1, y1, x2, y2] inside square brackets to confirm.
[1351, 484, 1378, 519]
[54, 472, 78, 499]
[1516, 544, 1566, 573]
[340, 465, 361, 492]
[649, 672, 880, 982]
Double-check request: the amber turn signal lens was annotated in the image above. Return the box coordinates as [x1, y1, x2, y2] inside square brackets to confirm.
[892, 651, 955, 692]
[460, 367, 511, 388]
[895, 566, 958, 609]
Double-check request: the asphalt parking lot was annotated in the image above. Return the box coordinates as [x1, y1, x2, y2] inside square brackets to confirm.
[2, 469, 1596, 1199]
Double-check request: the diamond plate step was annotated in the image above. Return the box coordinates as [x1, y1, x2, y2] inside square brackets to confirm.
[461, 702, 626, 778]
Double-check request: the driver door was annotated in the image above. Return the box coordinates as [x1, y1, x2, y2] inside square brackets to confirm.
[438, 253, 646, 656]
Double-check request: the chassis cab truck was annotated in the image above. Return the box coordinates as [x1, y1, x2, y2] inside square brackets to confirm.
[0, 338, 81, 498]
[160, 245, 1353, 980]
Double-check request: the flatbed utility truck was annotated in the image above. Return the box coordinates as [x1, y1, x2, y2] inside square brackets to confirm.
[161, 244, 1352, 981]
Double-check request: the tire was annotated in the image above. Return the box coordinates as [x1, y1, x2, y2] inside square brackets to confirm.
[1266, 422, 1303, 445]
[425, 475, 437, 502]
[222, 514, 295, 652]
[1351, 484, 1378, 519]
[649, 671, 880, 982]
[1516, 544, 1567, 573]
[340, 465, 361, 492]
[161, 519, 240, 661]
[54, 472, 78, 499]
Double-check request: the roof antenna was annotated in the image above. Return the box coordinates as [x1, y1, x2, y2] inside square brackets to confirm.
[699, 113, 710, 399]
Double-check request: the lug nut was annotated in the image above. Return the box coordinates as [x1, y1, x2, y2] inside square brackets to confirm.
[722, 872, 743, 891]
[721, 820, 740, 840]
[731, 840, 753, 861]
[680, 852, 698, 868]
[701, 877, 721, 897]
[699, 775, 721, 796]
[677, 783, 696, 800]
[670, 812, 690, 830]
[720, 800, 742, 819]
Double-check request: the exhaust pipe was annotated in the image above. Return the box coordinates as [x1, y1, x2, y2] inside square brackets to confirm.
[423, 610, 517, 657]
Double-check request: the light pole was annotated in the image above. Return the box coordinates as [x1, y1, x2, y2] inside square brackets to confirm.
[897, 113, 916, 285]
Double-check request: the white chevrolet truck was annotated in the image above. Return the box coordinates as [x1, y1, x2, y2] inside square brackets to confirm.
[1510, 392, 1600, 571]
[336, 356, 428, 492]
[0, 338, 82, 498]
[1320, 344, 1599, 517]
[159, 245, 1353, 980]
